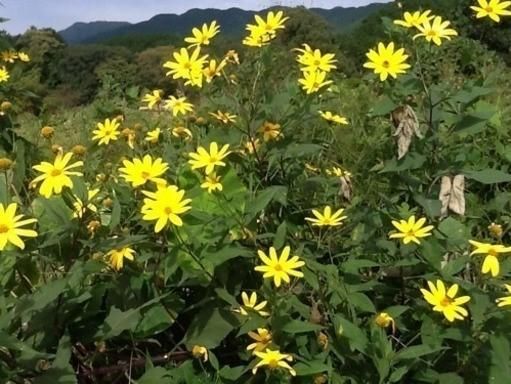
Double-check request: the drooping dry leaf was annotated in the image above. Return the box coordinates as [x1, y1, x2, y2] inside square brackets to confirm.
[391, 105, 421, 160]
[439, 175, 465, 217]
[439, 176, 452, 217]
[340, 175, 353, 201]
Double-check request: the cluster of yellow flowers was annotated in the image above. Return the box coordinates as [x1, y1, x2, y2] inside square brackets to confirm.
[387, 215, 511, 323]
[242, 11, 288, 47]
[295, 44, 336, 94]
[0, 50, 30, 83]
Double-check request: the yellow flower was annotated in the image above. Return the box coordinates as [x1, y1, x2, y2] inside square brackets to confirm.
[32, 152, 83, 198]
[0, 158, 13, 171]
[247, 328, 272, 353]
[40, 126, 55, 139]
[468, 240, 511, 277]
[496, 284, 511, 307]
[163, 47, 208, 88]
[414, 16, 458, 46]
[0, 203, 37, 250]
[305, 163, 320, 173]
[188, 142, 231, 175]
[471, 0, 511, 22]
[17, 52, 30, 62]
[248, 11, 289, 38]
[1, 51, 17, 63]
[234, 291, 270, 317]
[145, 128, 161, 144]
[363, 42, 411, 81]
[298, 70, 333, 94]
[172, 126, 193, 140]
[243, 30, 272, 47]
[326, 166, 351, 178]
[394, 10, 434, 28]
[165, 95, 194, 117]
[389, 215, 434, 245]
[92, 118, 121, 145]
[191, 345, 208, 362]
[225, 49, 240, 65]
[141, 90, 162, 110]
[295, 44, 337, 73]
[73, 188, 100, 218]
[244, 138, 261, 155]
[209, 110, 237, 124]
[0, 67, 10, 82]
[184, 21, 220, 47]
[119, 155, 168, 188]
[305, 206, 347, 227]
[259, 122, 281, 142]
[374, 312, 396, 333]
[252, 348, 295, 376]
[420, 280, 470, 322]
[319, 111, 348, 125]
[200, 173, 223, 193]
[203, 59, 227, 83]
[488, 222, 503, 239]
[107, 247, 135, 271]
[141, 185, 192, 232]
[255, 246, 305, 288]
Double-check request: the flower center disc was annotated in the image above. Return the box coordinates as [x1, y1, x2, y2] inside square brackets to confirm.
[440, 297, 452, 307]
[382, 60, 390, 68]
[164, 207, 173, 215]
[274, 264, 283, 272]
[0, 224, 9, 233]
[51, 169, 62, 177]
[485, 6, 493, 12]
[141, 171, 150, 179]
[268, 359, 279, 369]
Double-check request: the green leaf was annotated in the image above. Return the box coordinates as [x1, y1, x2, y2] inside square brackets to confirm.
[394, 344, 444, 361]
[136, 367, 171, 383]
[135, 304, 174, 338]
[283, 144, 323, 158]
[388, 366, 409, 383]
[247, 186, 287, 215]
[370, 96, 397, 117]
[437, 217, 469, 246]
[414, 195, 442, 218]
[334, 316, 368, 352]
[184, 308, 238, 348]
[273, 221, 287, 249]
[96, 306, 141, 339]
[109, 197, 121, 229]
[489, 335, 510, 384]
[281, 319, 323, 334]
[438, 373, 464, 384]
[464, 169, 511, 184]
[294, 360, 329, 376]
[34, 335, 77, 384]
[348, 292, 376, 313]
[379, 153, 426, 173]
[219, 365, 246, 380]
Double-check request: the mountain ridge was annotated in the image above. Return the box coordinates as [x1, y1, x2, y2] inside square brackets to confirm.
[58, 3, 387, 44]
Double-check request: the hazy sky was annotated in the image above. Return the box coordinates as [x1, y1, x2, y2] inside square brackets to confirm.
[2, 0, 390, 34]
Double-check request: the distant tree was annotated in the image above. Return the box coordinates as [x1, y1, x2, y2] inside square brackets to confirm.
[134, 45, 175, 93]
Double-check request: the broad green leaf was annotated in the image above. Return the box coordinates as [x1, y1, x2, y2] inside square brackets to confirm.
[136, 367, 171, 383]
[184, 308, 238, 348]
[394, 344, 444, 361]
[247, 185, 287, 215]
[464, 169, 511, 184]
[96, 306, 141, 339]
[334, 316, 368, 353]
[34, 335, 77, 384]
[294, 360, 329, 376]
[489, 335, 511, 384]
[135, 304, 174, 338]
[281, 319, 323, 334]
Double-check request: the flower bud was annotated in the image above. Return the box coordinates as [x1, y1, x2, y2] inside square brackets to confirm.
[0, 157, 13, 171]
[71, 144, 87, 156]
[41, 126, 55, 139]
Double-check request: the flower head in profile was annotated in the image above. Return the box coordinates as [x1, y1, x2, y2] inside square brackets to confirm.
[201, 173, 223, 193]
[259, 121, 282, 142]
[326, 166, 352, 178]
[141, 90, 163, 110]
[394, 10, 434, 28]
[244, 11, 289, 47]
[73, 188, 100, 218]
[247, 328, 272, 353]
[468, 240, 511, 277]
[141, 185, 192, 232]
[145, 128, 161, 144]
[363, 42, 410, 81]
[209, 110, 237, 124]
[203, 59, 227, 83]
[92, 118, 121, 145]
[374, 312, 396, 333]
[319, 111, 348, 125]
[243, 29, 272, 47]
[225, 50, 240, 65]
[471, 0, 511, 22]
[107, 246, 135, 271]
[255, 246, 305, 287]
[0, 203, 37, 250]
[496, 284, 511, 307]
[298, 70, 333, 94]
[119, 155, 168, 188]
[420, 280, 470, 322]
[306, 206, 347, 227]
[172, 126, 193, 140]
[414, 16, 458, 46]
[252, 349, 295, 376]
[234, 291, 270, 317]
[191, 345, 208, 362]
[165, 96, 194, 117]
[0, 67, 10, 83]
[32, 152, 83, 198]
[295, 44, 337, 73]
[18, 52, 30, 62]
[188, 142, 231, 175]
[185, 21, 220, 47]
[244, 138, 261, 155]
[163, 47, 208, 87]
[389, 215, 433, 245]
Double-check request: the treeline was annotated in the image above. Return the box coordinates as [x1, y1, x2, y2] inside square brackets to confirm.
[6, 1, 511, 112]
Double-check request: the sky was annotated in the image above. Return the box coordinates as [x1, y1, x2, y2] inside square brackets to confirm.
[1, 0, 390, 34]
